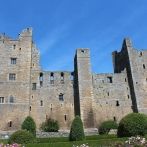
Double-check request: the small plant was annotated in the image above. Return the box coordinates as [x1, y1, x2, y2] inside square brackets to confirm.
[8, 130, 35, 144]
[21, 116, 36, 136]
[69, 115, 85, 141]
[99, 120, 118, 135]
[72, 143, 89, 147]
[111, 136, 147, 147]
[117, 113, 147, 137]
[40, 118, 59, 132]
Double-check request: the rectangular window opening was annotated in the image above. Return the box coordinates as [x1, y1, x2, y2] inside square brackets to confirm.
[9, 121, 12, 127]
[32, 83, 36, 90]
[64, 115, 67, 121]
[50, 72, 54, 84]
[9, 73, 16, 81]
[59, 93, 64, 101]
[40, 100, 43, 106]
[0, 97, 4, 103]
[107, 76, 113, 83]
[11, 58, 17, 64]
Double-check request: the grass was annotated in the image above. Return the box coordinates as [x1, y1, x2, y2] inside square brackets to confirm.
[26, 138, 127, 147]
[26, 135, 127, 147]
[0, 139, 8, 144]
[0, 134, 127, 147]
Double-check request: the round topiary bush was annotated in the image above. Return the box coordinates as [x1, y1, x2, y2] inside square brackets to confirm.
[69, 115, 85, 141]
[99, 120, 118, 135]
[117, 113, 147, 137]
[9, 130, 35, 144]
[21, 116, 36, 136]
[40, 118, 59, 132]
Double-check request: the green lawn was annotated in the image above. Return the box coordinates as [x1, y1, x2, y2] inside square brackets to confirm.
[0, 135, 127, 147]
[26, 135, 127, 147]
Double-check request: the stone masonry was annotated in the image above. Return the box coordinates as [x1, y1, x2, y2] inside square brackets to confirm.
[0, 28, 146, 131]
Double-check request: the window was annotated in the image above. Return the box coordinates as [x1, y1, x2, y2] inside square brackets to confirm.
[50, 72, 54, 84]
[116, 100, 120, 106]
[81, 50, 85, 53]
[39, 73, 43, 87]
[30, 106, 31, 111]
[143, 64, 146, 69]
[113, 117, 116, 121]
[125, 78, 127, 82]
[9, 96, 14, 103]
[9, 121, 12, 127]
[107, 76, 113, 83]
[139, 52, 142, 57]
[61, 72, 64, 84]
[127, 95, 130, 99]
[50, 104, 52, 111]
[70, 72, 74, 81]
[13, 44, 16, 49]
[107, 92, 109, 96]
[59, 93, 64, 101]
[11, 58, 17, 64]
[9, 73, 16, 80]
[32, 83, 36, 90]
[0, 97, 4, 103]
[40, 100, 43, 106]
[64, 115, 67, 121]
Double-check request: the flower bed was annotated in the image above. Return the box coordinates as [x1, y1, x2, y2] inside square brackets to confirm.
[0, 143, 21, 147]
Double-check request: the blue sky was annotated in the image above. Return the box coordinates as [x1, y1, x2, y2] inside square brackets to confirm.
[0, 0, 147, 73]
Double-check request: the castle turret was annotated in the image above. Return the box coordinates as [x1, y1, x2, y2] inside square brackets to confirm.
[74, 49, 94, 128]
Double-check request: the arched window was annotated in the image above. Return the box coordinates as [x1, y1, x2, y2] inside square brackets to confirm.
[10, 96, 14, 103]
[116, 100, 120, 106]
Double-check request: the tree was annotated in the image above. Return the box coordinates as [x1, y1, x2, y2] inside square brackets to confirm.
[99, 120, 118, 135]
[21, 116, 36, 136]
[9, 130, 35, 144]
[40, 118, 59, 132]
[117, 113, 147, 137]
[69, 116, 85, 141]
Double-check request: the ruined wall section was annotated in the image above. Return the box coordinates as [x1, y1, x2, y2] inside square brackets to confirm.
[112, 39, 147, 113]
[126, 48, 147, 113]
[30, 71, 74, 129]
[93, 72, 133, 127]
[0, 28, 33, 130]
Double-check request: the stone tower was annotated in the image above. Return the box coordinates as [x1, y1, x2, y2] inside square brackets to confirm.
[0, 28, 33, 130]
[112, 38, 147, 113]
[74, 49, 94, 128]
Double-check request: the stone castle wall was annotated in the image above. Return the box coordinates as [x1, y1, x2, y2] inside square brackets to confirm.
[0, 28, 146, 131]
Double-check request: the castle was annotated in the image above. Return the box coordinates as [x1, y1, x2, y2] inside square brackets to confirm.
[0, 28, 146, 131]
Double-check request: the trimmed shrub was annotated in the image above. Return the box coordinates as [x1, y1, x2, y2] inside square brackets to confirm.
[41, 118, 59, 132]
[9, 130, 35, 144]
[21, 116, 36, 136]
[69, 115, 85, 141]
[99, 120, 118, 135]
[117, 113, 147, 137]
